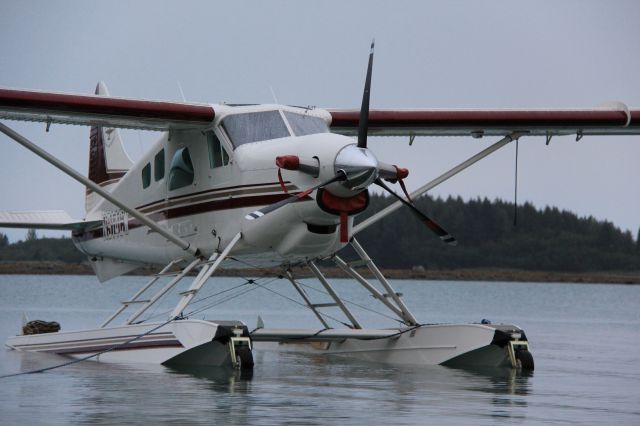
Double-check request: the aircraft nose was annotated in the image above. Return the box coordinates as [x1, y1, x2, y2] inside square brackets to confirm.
[334, 145, 379, 191]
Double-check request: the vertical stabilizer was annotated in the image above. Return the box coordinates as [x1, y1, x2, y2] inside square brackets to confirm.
[86, 82, 133, 212]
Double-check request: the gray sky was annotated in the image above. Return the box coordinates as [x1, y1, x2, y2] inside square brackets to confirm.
[1, 0, 639, 242]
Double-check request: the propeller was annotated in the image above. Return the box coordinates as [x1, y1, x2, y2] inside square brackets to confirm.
[247, 40, 457, 247]
[357, 40, 374, 149]
[374, 179, 457, 246]
[248, 40, 375, 225]
[245, 171, 347, 220]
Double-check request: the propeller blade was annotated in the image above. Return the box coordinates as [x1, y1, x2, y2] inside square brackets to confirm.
[245, 172, 346, 220]
[357, 40, 375, 149]
[374, 179, 457, 246]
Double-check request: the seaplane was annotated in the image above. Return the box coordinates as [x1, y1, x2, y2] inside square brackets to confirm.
[1, 43, 638, 373]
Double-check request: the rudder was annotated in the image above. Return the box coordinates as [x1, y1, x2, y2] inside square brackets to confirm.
[86, 82, 133, 212]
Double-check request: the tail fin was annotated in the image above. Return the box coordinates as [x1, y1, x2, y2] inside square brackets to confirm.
[86, 82, 133, 212]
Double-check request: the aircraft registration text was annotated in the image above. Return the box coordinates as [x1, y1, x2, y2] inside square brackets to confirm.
[102, 210, 129, 239]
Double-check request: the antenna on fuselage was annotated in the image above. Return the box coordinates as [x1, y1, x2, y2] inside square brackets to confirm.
[269, 86, 279, 104]
[177, 81, 187, 102]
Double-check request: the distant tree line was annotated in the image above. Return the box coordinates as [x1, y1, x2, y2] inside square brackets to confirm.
[0, 233, 8, 249]
[347, 194, 640, 272]
[0, 231, 85, 263]
[0, 196, 638, 272]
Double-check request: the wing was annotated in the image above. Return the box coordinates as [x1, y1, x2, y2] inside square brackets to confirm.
[0, 210, 101, 231]
[328, 105, 640, 138]
[0, 87, 215, 131]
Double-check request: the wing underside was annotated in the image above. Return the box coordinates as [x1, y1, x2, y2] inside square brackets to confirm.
[328, 107, 640, 137]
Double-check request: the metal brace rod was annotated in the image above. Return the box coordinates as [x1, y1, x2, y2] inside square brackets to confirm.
[126, 258, 202, 325]
[349, 238, 419, 326]
[333, 255, 409, 323]
[100, 259, 182, 328]
[285, 270, 330, 329]
[0, 121, 199, 257]
[308, 261, 362, 329]
[353, 132, 524, 234]
[171, 233, 242, 318]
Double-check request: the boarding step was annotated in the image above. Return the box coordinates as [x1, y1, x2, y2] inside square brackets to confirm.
[200, 257, 221, 266]
[154, 271, 182, 277]
[122, 299, 151, 305]
[346, 259, 370, 268]
[309, 302, 339, 309]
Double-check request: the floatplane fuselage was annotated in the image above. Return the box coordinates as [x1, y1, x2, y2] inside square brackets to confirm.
[75, 103, 363, 280]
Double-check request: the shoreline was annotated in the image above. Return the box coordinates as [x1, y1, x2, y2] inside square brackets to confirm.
[0, 261, 638, 284]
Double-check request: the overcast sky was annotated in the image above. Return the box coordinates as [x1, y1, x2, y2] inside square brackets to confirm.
[1, 0, 639, 242]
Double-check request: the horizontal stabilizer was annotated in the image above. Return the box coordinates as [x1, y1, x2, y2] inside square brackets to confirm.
[0, 210, 100, 231]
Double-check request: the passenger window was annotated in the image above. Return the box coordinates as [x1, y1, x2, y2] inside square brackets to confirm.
[168, 147, 194, 190]
[141, 163, 151, 189]
[207, 132, 230, 169]
[154, 149, 165, 181]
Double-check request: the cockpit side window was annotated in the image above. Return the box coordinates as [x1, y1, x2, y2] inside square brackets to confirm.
[141, 163, 151, 189]
[207, 132, 230, 168]
[168, 147, 194, 190]
[283, 111, 329, 136]
[154, 149, 165, 181]
[222, 111, 290, 147]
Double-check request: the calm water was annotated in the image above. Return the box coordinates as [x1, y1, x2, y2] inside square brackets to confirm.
[1, 274, 639, 425]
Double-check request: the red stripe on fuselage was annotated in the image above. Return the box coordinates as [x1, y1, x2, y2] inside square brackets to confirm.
[73, 191, 312, 241]
[135, 182, 296, 213]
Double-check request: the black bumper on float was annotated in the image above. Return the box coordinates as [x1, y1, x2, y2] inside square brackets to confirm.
[490, 324, 534, 370]
[212, 321, 254, 370]
[442, 323, 534, 370]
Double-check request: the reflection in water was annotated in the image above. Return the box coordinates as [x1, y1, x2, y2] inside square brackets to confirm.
[165, 364, 254, 388]
[344, 361, 533, 422]
[2, 276, 638, 424]
[16, 350, 533, 424]
[454, 366, 532, 420]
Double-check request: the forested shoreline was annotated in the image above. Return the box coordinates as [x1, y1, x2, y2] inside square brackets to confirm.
[1, 195, 638, 278]
[351, 194, 639, 272]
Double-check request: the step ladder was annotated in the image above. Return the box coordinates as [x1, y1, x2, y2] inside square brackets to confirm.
[100, 233, 242, 328]
[285, 261, 362, 329]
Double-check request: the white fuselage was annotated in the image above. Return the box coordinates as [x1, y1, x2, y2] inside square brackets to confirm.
[72, 105, 359, 268]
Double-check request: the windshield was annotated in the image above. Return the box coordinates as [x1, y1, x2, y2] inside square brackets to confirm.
[222, 111, 290, 147]
[283, 111, 329, 136]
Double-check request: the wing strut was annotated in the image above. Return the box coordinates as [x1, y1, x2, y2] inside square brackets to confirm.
[0, 121, 200, 257]
[353, 132, 525, 234]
